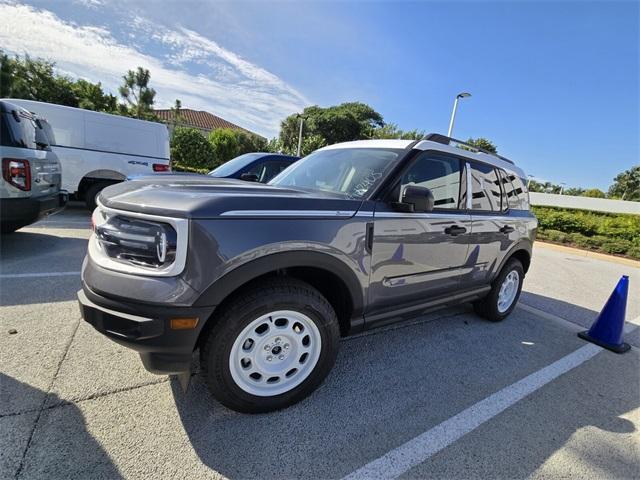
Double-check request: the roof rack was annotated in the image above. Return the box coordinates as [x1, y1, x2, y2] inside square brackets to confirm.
[423, 133, 514, 165]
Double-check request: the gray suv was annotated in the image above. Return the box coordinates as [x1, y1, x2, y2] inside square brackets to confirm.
[1, 101, 67, 233]
[78, 134, 537, 413]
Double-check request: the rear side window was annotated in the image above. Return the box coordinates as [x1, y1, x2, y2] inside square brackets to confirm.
[498, 169, 516, 211]
[0, 111, 38, 150]
[470, 163, 501, 211]
[500, 170, 529, 210]
[400, 153, 462, 209]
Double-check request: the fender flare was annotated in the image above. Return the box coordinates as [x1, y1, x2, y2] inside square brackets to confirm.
[491, 239, 533, 281]
[193, 250, 365, 317]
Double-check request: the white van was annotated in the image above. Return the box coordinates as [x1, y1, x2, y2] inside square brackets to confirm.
[4, 99, 170, 209]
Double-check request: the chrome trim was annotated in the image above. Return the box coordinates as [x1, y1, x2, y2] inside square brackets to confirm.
[220, 210, 355, 218]
[374, 211, 470, 219]
[466, 162, 473, 210]
[354, 210, 374, 217]
[89, 200, 189, 277]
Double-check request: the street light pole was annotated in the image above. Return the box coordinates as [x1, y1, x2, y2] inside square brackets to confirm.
[296, 115, 305, 157]
[447, 92, 471, 137]
[527, 175, 534, 189]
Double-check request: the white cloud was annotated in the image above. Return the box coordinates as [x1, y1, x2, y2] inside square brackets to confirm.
[0, 2, 309, 136]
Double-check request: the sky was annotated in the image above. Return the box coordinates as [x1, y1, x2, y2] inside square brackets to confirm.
[0, 0, 637, 190]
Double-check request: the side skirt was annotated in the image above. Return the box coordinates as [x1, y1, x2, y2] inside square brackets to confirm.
[357, 286, 491, 331]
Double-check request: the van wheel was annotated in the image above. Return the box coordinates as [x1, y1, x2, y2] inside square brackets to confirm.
[473, 258, 524, 322]
[84, 182, 110, 210]
[200, 278, 340, 413]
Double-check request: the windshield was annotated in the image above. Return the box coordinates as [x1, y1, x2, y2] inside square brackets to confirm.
[269, 147, 403, 199]
[209, 153, 264, 177]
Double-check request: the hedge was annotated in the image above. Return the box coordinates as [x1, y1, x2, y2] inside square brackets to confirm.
[532, 206, 640, 260]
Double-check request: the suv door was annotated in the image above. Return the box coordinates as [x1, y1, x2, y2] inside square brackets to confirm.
[367, 151, 471, 319]
[464, 162, 516, 286]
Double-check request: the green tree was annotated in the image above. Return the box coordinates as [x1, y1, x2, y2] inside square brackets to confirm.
[278, 102, 385, 153]
[73, 79, 117, 112]
[0, 50, 119, 113]
[170, 99, 183, 130]
[208, 128, 239, 166]
[564, 187, 585, 197]
[119, 67, 157, 119]
[608, 166, 640, 201]
[170, 127, 215, 171]
[465, 137, 498, 154]
[265, 137, 283, 153]
[371, 123, 424, 140]
[583, 188, 606, 198]
[235, 130, 268, 156]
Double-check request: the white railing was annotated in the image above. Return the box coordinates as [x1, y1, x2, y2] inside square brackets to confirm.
[530, 192, 640, 215]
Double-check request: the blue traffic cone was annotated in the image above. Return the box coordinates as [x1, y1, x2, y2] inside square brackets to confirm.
[578, 275, 630, 353]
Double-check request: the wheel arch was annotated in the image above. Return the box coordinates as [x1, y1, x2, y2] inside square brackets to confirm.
[78, 170, 126, 197]
[493, 240, 532, 280]
[194, 251, 365, 345]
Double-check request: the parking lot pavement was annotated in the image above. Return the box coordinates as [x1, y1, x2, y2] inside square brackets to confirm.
[1, 208, 639, 480]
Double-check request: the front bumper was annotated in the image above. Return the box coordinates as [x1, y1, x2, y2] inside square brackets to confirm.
[78, 287, 215, 374]
[0, 191, 68, 225]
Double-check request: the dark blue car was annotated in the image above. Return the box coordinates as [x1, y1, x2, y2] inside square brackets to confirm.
[209, 152, 299, 183]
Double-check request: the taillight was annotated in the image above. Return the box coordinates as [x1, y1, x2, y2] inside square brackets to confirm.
[2, 158, 31, 191]
[153, 163, 170, 172]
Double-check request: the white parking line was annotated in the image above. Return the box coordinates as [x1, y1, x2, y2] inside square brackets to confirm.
[342, 342, 604, 480]
[0, 271, 81, 279]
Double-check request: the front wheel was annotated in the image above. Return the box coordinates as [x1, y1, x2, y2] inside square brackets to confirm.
[200, 278, 340, 413]
[473, 258, 524, 322]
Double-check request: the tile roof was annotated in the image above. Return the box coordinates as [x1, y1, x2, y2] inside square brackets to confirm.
[154, 109, 261, 137]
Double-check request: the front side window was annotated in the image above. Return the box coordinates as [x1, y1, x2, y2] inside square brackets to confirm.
[246, 160, 292, 183]
[270, 148, 402, 199]
[470, 163, 501, 211]
[209, 153, 264, 177]
[399, 153, 462, 209]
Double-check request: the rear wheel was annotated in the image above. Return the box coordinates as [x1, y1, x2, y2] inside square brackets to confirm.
[473, 258, 524, 322]
[200, 278, 340, 413]
[84, 182, 111, 210]
[0, 222, 24, 234]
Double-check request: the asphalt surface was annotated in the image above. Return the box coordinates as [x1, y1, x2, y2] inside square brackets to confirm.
[1, 206, 639, 480]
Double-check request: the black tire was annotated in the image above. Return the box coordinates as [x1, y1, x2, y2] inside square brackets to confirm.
[473, 258, 524, 322]
[84, 182, 110, 210]
[200, 277, 340, 413]
[1, 222, 24, 234]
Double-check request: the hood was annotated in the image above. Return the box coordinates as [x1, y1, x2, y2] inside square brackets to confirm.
[99, 176, 361, 219]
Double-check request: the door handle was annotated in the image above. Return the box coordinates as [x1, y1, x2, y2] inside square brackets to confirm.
[444, 225, 467, 236]
[500, 225, 515, 234]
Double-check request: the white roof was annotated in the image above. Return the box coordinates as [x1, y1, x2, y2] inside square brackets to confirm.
[319, 139, 414, 150]
[317, 138, 526, 178]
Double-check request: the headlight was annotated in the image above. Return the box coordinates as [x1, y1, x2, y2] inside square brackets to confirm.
[95, 216, 177, 268]
[89, 203, 188, 277]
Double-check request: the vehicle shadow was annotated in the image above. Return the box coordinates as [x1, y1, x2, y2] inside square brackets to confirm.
[0, 374, 122, 479]
[0, 230, 86, 306]
[170, 299, 639, 479]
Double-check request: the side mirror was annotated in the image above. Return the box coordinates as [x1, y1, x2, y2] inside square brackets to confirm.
[394, 185, 434, 213]
[240, 172, 260, 182]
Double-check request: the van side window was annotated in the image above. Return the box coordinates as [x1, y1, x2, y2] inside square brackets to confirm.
[400, 153, 462, 209]
[470, 163, 501, 212]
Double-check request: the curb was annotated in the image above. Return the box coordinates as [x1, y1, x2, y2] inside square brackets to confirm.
[534, 241, 640, 268]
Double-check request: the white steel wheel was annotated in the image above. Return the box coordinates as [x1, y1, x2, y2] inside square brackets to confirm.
[497, 270, 520, 313]
[229, 310, 322, 397]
